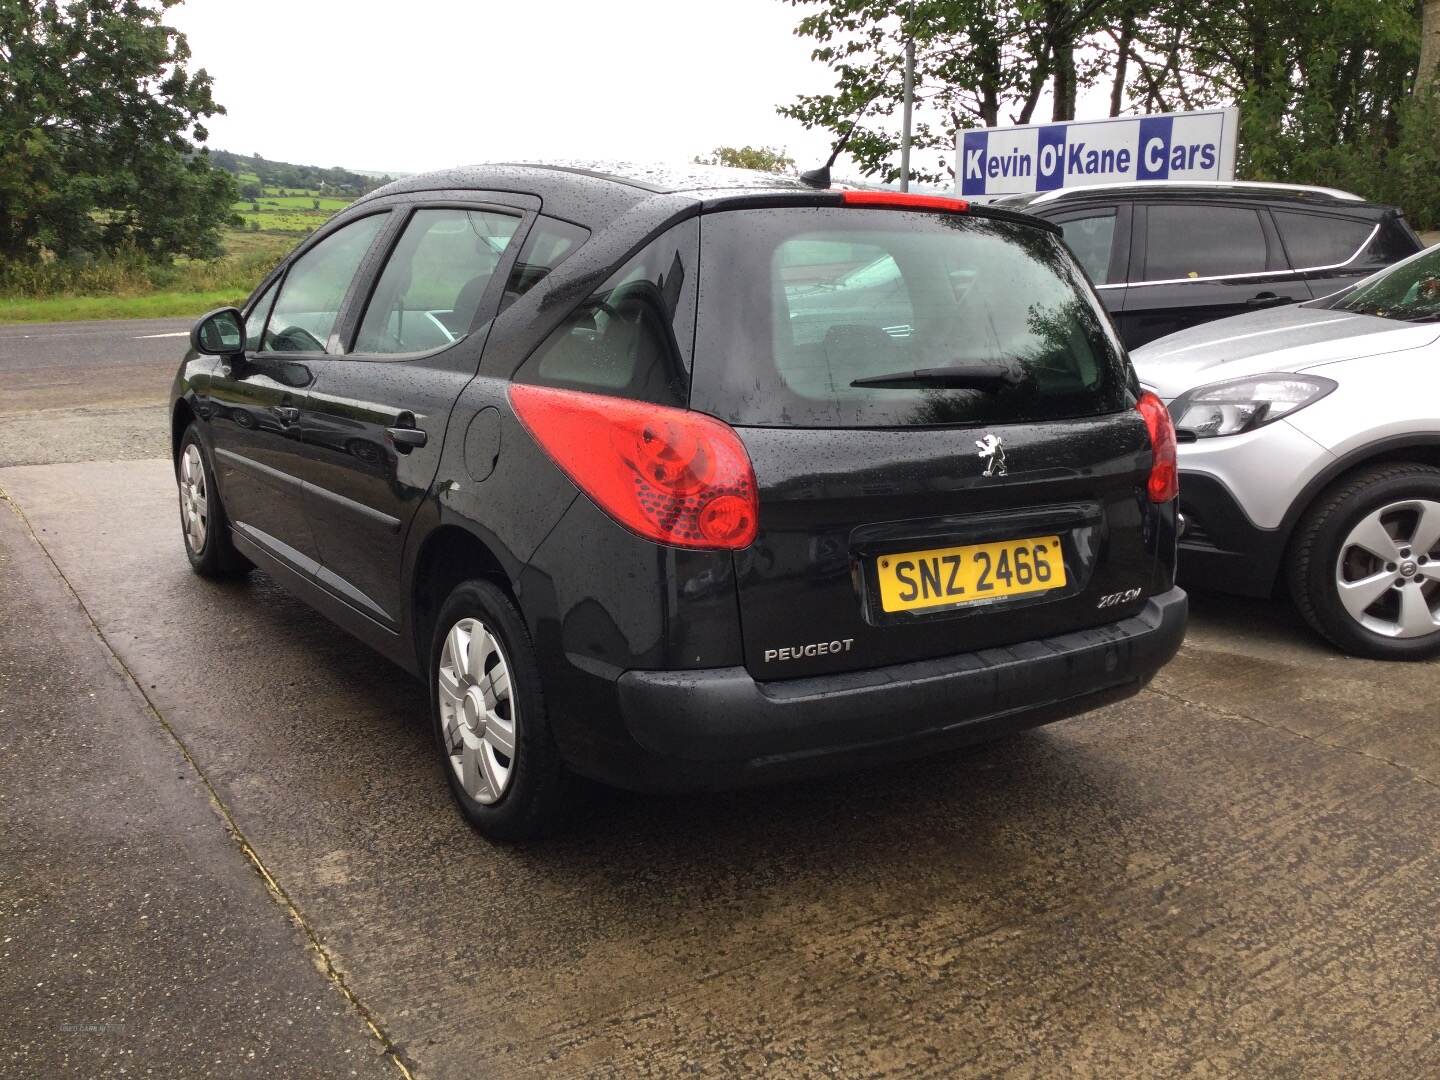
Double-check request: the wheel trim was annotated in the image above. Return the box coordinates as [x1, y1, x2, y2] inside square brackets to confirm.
[1335, 499, 1440, 640]
[438, 617, 517, 805]
[178, 444, 209, 553]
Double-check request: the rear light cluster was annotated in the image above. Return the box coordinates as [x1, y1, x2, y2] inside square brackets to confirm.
[840, 190, 970, 214]
[509, 384, 759, 550]
[1136, 391, 1179, 503]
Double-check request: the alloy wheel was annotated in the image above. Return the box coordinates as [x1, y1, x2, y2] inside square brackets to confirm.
[437, 617, 518, 804]
[179, 443, 209, 553]
[1334, 499, 1440, 639]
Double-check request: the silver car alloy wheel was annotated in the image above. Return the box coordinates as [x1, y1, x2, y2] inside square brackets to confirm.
[1334, 498, 1440, 639]
[179, 443, 209, 554]
[437, 616, 518, 805]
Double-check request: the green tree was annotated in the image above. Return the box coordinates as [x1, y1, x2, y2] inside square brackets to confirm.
[777, 0, 1122, 185]
[778, 0, 1437, 225]
[1121, 0, 1433, 223]
[0, 0, 236, 263]
[1419, 0, 1439, 95]
[693, 145, 797, 172]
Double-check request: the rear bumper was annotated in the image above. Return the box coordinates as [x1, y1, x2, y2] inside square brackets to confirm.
[595, 587, 1186, 792]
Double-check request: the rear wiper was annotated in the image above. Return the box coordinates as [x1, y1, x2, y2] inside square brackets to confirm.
[850, 364, 1020, 391]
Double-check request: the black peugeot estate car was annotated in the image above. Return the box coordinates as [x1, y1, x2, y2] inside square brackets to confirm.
[994, 181, 1423, 349]
[173, 163, 1187, 839]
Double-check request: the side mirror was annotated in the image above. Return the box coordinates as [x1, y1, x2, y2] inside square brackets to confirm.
[191, 307, 246, 357]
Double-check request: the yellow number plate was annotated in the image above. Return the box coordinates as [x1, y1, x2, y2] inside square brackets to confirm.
[876, 535, 1067, 613]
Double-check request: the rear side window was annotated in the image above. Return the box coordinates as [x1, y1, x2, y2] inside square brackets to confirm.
[1055, 210, 1117, 283]
[1142, 204, 1267, 281]
[691, 208, 1130, 429]
[354, 208, 520, 355]
[263, 213, 387, 354]
[1368, 217, 1422, 264]
[1274, 210, 1374, 269]
[500, 216, 589, 312]
[513, 219, 698, 408]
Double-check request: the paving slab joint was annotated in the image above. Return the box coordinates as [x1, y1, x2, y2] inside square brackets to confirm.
[4, 491, 418, 1080]
[1144, 680, 1439, 793]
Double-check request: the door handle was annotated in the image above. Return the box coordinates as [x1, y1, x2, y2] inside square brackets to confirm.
[386, 426, 428, 452]
[270, 406, 300, 424]
[1245, 292, 1288, 307]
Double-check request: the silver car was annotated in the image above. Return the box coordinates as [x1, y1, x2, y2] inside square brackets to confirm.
[1132, 243, 1440, 659]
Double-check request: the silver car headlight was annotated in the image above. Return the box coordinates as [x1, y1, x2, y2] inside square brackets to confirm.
[1169, 374, 1338, 439]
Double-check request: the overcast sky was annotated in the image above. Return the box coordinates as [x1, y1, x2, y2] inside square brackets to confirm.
[168, 0, 853, 176]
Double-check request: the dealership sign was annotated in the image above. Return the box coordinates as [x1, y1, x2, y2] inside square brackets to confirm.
[956, 107, 1238, 199]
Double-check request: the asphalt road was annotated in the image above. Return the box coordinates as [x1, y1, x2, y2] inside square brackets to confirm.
[0, 317, 186, 466]
[3, 320, 1440, 1077]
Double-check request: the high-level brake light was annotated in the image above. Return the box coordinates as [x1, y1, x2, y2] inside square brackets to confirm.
[840, 191, 970, 213]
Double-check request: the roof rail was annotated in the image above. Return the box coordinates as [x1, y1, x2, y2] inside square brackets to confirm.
[1026, 180, 1364, 205]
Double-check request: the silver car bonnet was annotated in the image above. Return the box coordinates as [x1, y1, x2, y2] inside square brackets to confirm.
[1131, 303, 1440, 400]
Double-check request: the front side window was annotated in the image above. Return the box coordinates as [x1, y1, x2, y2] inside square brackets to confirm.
[1056, 210, 1117, 284]
[1273, 210, 1374, 269]
[513, 219, 698, 408]
[244, 279, 279, 351]
[1333, 246, 1440, 322]
[691, 208, 1130, 428]
[353, 208, 521, 355]
[1143, 204, 1267, 281]
[263, 213, 387, 354]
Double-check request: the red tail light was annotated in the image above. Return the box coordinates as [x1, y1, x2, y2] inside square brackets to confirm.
[840, 191, 970, 213]
[509, 384, 759, 550]
[1136, 391, 1178, 503]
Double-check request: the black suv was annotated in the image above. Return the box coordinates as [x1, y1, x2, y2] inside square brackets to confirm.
[173, 164, 1187, 839]
[994, 182, 1423, 349]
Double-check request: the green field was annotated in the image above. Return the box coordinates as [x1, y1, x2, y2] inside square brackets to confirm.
[230, 186, 355, 235]
[0, 178, 342, 325]
[0, 229, 299, 325]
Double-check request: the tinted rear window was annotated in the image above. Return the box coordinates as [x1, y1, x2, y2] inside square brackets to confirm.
[691, 208, 1131, 428]
[1273, 210, 1374, 269]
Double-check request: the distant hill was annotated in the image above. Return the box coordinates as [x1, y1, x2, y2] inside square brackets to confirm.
[211, 150, 396, 199]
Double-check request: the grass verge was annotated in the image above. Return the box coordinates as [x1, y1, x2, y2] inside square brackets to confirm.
[0, 289, 250, 325]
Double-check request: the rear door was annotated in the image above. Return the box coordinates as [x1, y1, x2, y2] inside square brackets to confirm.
[691, 205, 1167, 681]
[1048, 201, 1130, 314]
[1119, 200, 1311, 348]
[293, 194, 538, 629]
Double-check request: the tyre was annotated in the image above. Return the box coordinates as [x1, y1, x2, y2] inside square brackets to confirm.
[1288, 463, 1440, 660]
[429, 579, 573, 841]
[176, 425, 252, 579]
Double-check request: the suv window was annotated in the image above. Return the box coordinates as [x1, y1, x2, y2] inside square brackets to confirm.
[691, 208, 1130, 428]
[500, 216, 590, 312]
[1273, 210, 1374, 269]
[354, 208, 520, 355]
[513, 219, 698, 408]
[1055, 210, 1117, 283]
[263, 214, 387, 354]
[1143, 204, 1267, 281]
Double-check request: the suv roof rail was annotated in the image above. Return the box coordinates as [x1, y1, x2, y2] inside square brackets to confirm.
[1024, 180, 1366, 206]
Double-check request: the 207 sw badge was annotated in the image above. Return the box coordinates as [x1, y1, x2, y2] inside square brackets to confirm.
[171, 163, 1187, 841]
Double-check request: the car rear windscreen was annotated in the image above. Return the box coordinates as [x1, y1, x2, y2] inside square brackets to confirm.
[690, 208, 1132, 428]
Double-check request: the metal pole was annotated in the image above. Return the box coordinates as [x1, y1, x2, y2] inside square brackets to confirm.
[899, 14, 915, 192]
